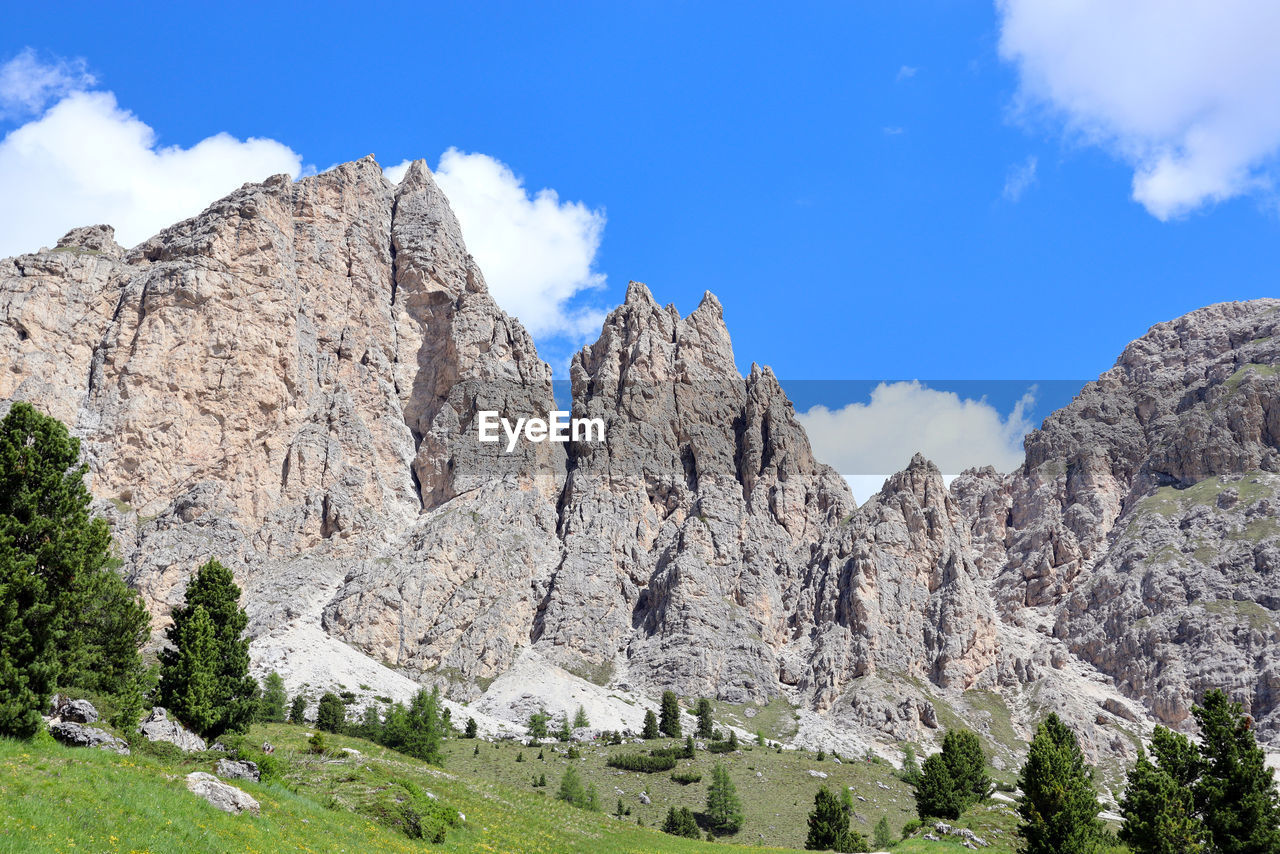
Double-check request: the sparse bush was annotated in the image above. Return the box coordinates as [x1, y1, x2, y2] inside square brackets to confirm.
[671, 769, 703, 785]
[607, 752, 677, 772]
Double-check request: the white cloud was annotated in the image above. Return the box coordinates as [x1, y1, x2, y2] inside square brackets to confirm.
[997, 0, 1280, 219]
[797, 382, 1034, 504]
[0, 48, 95, 118]
[385, 150, 607, 341]
[896, 65, 919, 81]
[0, 85, 302, 258]
[1003, 155, 1038, 201]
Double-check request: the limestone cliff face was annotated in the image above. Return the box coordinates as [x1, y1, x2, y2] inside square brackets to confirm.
[954, 300, 1280, 736]
[7, 156, 1280, 759]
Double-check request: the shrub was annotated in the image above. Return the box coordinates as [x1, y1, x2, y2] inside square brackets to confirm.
[607, 752, 678, 773]
[662, 806, 701, 839]
[671, 769, 703, 785]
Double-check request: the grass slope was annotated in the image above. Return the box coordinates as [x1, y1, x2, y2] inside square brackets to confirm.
[0, 721, 1031, 853]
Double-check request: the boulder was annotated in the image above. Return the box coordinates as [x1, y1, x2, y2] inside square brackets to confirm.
[185, 772, 260, 815]
[54, 699, 99, 724]
[216, 758, 260, 782]
[48, 721, 129, 755]
[138, 707, 207, 752]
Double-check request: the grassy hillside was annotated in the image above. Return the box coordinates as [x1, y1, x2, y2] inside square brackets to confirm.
[0, 722, 1026, 853]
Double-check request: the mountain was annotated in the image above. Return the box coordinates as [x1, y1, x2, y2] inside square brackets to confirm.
[4, 156, 1279, 782]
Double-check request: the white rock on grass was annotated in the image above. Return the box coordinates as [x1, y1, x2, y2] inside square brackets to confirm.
[185, 772, 259, 815]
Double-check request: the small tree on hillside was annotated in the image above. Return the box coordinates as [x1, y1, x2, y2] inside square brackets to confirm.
[642, 708, 659, 739]
[556, 713, 572, 742]
[573, 705, 590, 728]
[465, 716, 478, 738]
[942, 728, 991, 808]
[1017, 713, 1109, 854]
[901, 743, 922, 785]
[660, 690, 682, 738]
[1192, 690, 1280, 853]
[557, 765, 595, 809]
[158, 558, 257, 739]
[1119, 745, 1206, 854]
[404, 686, 444, 765]
[289, 691, 307, 723]
[663, 806, 701, 839]
[259, 671, 288, 723]
[805, 785, 868, 852]
[528, 707, 550, 741]
[696, 697, 714, 739]
[873, 815, 895, 850]
[706, 762, 743, 834]
[316, 692, 346, 733]
[915, 753, 962, 820]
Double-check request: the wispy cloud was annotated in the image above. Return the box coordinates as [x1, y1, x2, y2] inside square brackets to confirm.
[883, 126, 905, 136]
[1003, 155, 1038, 201]
[0, 48, 96, 119]
[896, 65, 919, 81]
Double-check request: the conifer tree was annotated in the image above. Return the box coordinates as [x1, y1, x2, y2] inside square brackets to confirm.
[556, 713, 572, 742]
[0, 403, 129, 738]
[557, 765, 588, 808]
[663, 806, 701, 839]
[1017, 713, 1108, 854]
[573, 704, 590, 728]
[696, 697, 714, 739]
[316, 692, 346, 733]
[901, 743, 922, 785]
[806, 785, 855, 851]
[158, 558, 257, 739]
[915, 753, 961, 820]
[642, 708, 659, 739]
[942, 728, 991, 808]
[660, 689, 682, 737]
[405, 686, 444, 765]
[1191, 690, 1280, 854]
[289, 691, 307, 723]
[527, 707, 550, 740]
[873, 815, 894, 850]
[258, 671, 287, 723]
[705, 762, 744, 834]
[358, 704, 382, 741]
[1119, 746, 1206, 854]
[465, 716, 478, 738]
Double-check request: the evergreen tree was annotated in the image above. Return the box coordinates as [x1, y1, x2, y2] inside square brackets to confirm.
[160, 604, 220, 734]
[56, 561, 149, 696]
[705, 762, 744, 834]
[642, 708, 659, 739]
[660, 689, 682, 737]
[527, 707, 550, 740]
[1119, 747, 1206, 854]
[873, 815, 894, 850]
[289, 691, 307, 723]
[663, 806, 701, 839]
[556, 713, 572, 742]
[756, 729, 766, 747]
[684, 734, 695, 758]
[258, 671, 287, 723]
[585, 782, 600, 812]
[557, 765, 589, 808]
[157, 558, 257, 739]
[465, 716, 478, 738]
[404, 686, 444, 765]
[696, 697, 714, 738]
[573, 704, 590, 728]
[0, 403, 118, 737]
[942, 728, 991, 808]
[1191, 689, 1280, 854]
[358, 704, 382, 741]
[915, 753, 962, 820]
[382, 702, 410, 750]
[1016, 714, 1108, 854]
[316, 692, 346, 733]
[901, 744, 922, 785]
[804, 785, 869, 852]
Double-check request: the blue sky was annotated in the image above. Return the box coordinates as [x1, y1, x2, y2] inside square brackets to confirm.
[4, 1, 1280, 495]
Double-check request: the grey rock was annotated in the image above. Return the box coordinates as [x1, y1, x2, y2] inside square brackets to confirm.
[48, 721, 129, 754]
[55, 699, 99, 723]
[138, 707, 207, 752]
[216, 758, 260, 782]
[185, 772, 260, 815]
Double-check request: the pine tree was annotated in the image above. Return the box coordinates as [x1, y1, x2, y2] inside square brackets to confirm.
[0, 403, 120, 737]
[663, 806, 701, 839]
[915, 753, 962, 820]
[1119, 747, 1206, 854]
[642, 708, 659, 739]
[258, 671, 287, 723]
[942, 728, 991, 808]
[1017, 713, 1109, 854]
[528, 707, 550, 740]
[316, 692, 346, 733]
[404, 686, 444, 765]
[696, 697, 714, 739]
[289, 691, 307, 723]
[873, 815, 895, 850]
[465, 716, 478, 738]
[56, 560, 150, 696]
[359, 704, 382, 741]
[805, 785, 869, 852]
[1191, 689, 1280, 854]
[382, 702, 409, 749]
[161, 604, 220, 734]
[556, 713, 572, 742]
[901, 743, 922, 785]
[660, 690, 682, 737]
[705, 762, 743, 834]
[157, 558, 257, 739]
[573, 704, 590, 728]
[557, 765, 588, 808]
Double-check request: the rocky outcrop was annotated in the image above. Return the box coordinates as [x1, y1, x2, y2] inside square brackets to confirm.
[48, 721, 129, 755]
[51, 698, 99, 724]
[216, 758, 260, 782]
[185, 772, 260, 815]
[138, 707, 207, 752]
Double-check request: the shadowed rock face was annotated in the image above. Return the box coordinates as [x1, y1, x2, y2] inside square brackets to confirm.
[6, 156, 1280, 756]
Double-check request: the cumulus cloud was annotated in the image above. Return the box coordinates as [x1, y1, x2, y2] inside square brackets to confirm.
[385, 150, 607, 341]
[0, 48, 95, 118]
[997, 0, 1280, 219]
[797, 381, 1034, 503]
[1003, 155, 1038, 201]
[0, 58, 302, 258]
